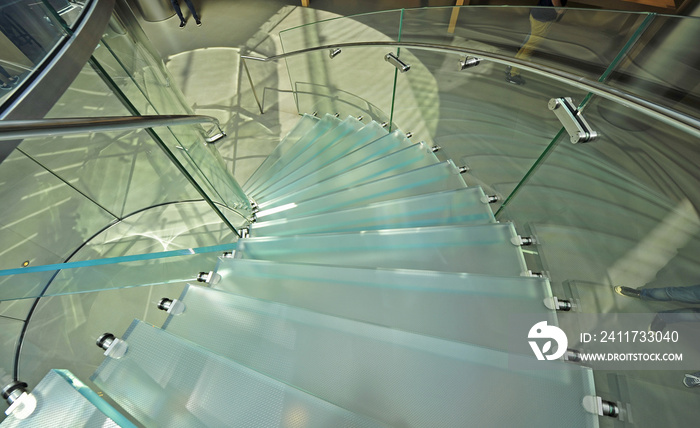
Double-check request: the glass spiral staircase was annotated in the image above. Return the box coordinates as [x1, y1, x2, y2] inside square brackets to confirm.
[1, 1, 700, 427]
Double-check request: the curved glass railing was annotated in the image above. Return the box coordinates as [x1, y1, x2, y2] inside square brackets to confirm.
[0, 1, 252, 417]
[243, 6, 700, 426]
[0, 0, 92, 107]
[1, 4, 699, 426]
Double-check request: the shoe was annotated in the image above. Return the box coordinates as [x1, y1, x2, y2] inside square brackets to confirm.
[649, 314, 666, 332]
[0, 82, 11, 91]
[683, 373, 700, 388]
[196, 19, 202, 27]
[8, 75, 18, 84]
[614, 286, 641, 298]
[505, 70, 525, 85]
[179, 20, 186, 28]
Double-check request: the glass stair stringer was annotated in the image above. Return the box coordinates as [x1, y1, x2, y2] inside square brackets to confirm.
[159, 284, 598, 428]
[249, 116, 363, 200]
[254, 120, 390, 200]
[255, 142, 441, 210]
[90, 319, 388, 428]
[250, 187, 496, 236]
[242, 113, 320, 193]
[236, 223, 528, 276]
[244, 113, 338, 196]
[254, 161, 468, 222]
[0, 369, 135, 428]
[258, 129, 412, 203]
[206, 260, 555, 353]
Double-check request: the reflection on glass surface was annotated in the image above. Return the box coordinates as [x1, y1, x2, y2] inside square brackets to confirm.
[606, 14, 700, 118]
[0, 0, 68, 105]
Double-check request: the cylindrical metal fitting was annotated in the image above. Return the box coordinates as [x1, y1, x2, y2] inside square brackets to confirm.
[2, 381, 28, 406]
[96, 333, 116, 350]
[157, 298, 173, 311]
[601, 400, 620, 418]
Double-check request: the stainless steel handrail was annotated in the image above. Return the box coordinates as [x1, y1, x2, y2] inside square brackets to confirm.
[0, 114, 224, 141]
[242, 41, 700, 138]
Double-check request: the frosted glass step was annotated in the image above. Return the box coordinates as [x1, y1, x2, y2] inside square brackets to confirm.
[255, 121, 389, 200]
[259, 130, 411, 202]
[242, 113, 319, 192]
[256, 142, 441, 210]
[249, 116, 363, 199]
[244, 114, 337, 195]
[162, 286, 597, 428]
[250, 187, 495, 236]
[237, 223, 528, 275]
[209, 259, 555, 352]
[0, 369, 134, 428]
[255, 161, 468, 222]
[91, 320, 386, 428]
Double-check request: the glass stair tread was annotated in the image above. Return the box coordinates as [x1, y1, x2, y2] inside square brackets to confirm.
[249, 116, 364, 199]
[91, 319, 386, 428]
[236, 223, 528, 276]
[244, 113, 336, 195]
[255, 121, 390, 200]
[242, 113, 320, 193]
[250, 187, 495, 237]
[161, 285, 597, 428]
[0, 369, 134, 428]
[256, 142, 440, 210]
[209, 258, 554, 352]
[254, 161, 467, 222]
[259, 130, 411, 203]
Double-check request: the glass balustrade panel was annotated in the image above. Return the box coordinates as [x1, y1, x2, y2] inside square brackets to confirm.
[497, 93, 700, 427]
[604, 14, 700, 119]
[390, 46, 590, 211]
[399, 7, 651, 81]
[0, 0, 68, 105]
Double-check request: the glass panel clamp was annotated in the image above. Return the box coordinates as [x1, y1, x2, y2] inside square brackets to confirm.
[329, 48, 341, 59]
[3, 381, 35, 418]
[96, 333, 128, 359]
[548, 97, 599, 144]
[583, 396, 620, 418]
[543, 296, 573, 311]
[196, 271, 221, 285]
[157, 298, 186, 315]
[481, 194, 499, 204]
[565, 349, 582, 362]
[459, 56, 481, 70]
[385, 52, 410, 73]
[511, 235, 535, 246]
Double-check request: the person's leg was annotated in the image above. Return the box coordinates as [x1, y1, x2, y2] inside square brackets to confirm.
[171, 0, 185, 22]
[182, 0, 200, 23]
[650, 308, 700, 332]
[510, 15, 553, 76]
[640, 284, 700, 304]
[0, 65, 11, 80]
